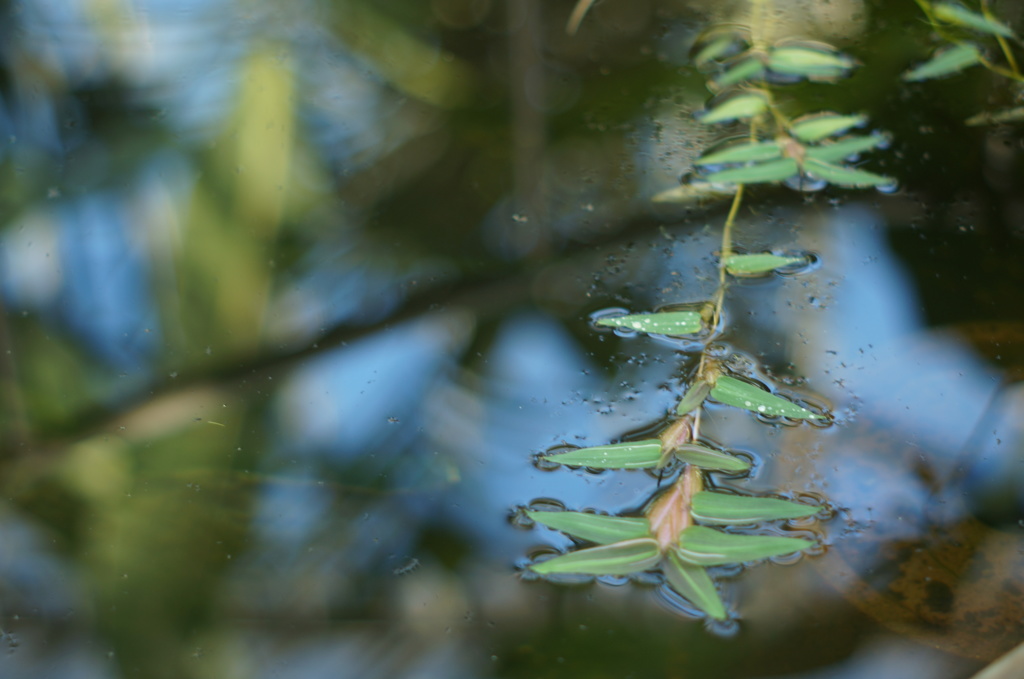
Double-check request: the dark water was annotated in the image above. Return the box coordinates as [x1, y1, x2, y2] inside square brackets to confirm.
[2, 1, 1024, 677]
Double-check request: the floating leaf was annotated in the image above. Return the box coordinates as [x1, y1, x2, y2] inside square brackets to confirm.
[710, 374, 822, 419]
[903, 43, 983, 81]
[768, 46, 855, 79]
[704, 158, 799, 185]
[691, 492, 821, 525]
[934, 2, 1015, 38]
[966, 106, 1024, 126]
[802, 158, 892, 188]
[673, 443, 751, 473]
[530, 538, 662, 575]
[595, 311, 702, 335]
[713, 58, 766, 88]
[651, 181, 737, 204]
[676, 380, 712, 416]
[665, 550, 727, 620]
[724, 253, 805, 276]
[676, 525, 816, 566]
[699, 94, 767, 124]
[694, 34, 741, 65]
[805, 134, 889, 163]
[695, 141, 782, 166]
[790, 113, 867, 142]
[540, 439, 663, 469]
[527, 510, 651, 544]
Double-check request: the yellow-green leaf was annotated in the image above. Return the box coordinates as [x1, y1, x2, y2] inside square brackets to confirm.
[713, 58, 766, 88]
[802, 158, 893, 188]
[527, 511, 651, 544]
[676, 526, 816, 566]
[651, 181, 737, 204]
[768, 46, 855, 79]
[665, 550, 727, 620]
[805, 134, 889, 163]
[966, 106, 1024, 126]
[676, 380, 712, 416]
[699, 94, 767, 124]
[695, 141, 782, 166]
[790, 113, 867, 142]
[596, 311, 703, 335]
[673, 443, 751, 473]
[703, 158, 799, 185]
[530, 538, 662, 575]
[724, 253, 805, 276]
[934, 2, 1015, 38]
[710, 374, 822, 419]
[691, 492, 821, 525]
[540, 439, 663, 469]
[903, 43, 983, 81]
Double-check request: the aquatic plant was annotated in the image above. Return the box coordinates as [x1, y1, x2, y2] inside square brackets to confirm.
[519, 2, 894, 621]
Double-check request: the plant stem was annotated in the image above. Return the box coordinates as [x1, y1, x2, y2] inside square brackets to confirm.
[982, 0, 1020, 78]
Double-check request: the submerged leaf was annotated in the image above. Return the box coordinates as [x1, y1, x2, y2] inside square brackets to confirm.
[676, 380, 713, 416]
[724, 253, 805, 276]
[805, 134, 889, 163]
[527, 511, 651, 544]
[676, 525, 816, 566]
[695, 141, 782, 166]
[710, 374, 823, 419]
[790, 113, 867, 142]
[966, 106, 1024, 126]
[694, 33, 742, 65]
[673, 443, 751, 473]
[530, 538, 662, 575]
[713, 58, 766, 88]
[540, 439, 663, 469]
[703, 158, 800, 185]
[651, 181, 737, 204]
[933, 2, 1015, 38]
[903, 43, 982, 81]
[691, 492, 821, 525]
[665, 550, 727, 620]
[699, 94, 767, 124]
[768, 46, 855, 79]
[802, 158, 892, 187]
[596, 311, 703, 335]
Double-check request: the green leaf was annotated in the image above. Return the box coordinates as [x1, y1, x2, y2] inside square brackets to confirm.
[710, 374, 822, 419]
[724, 253, 805, 276]
[673, 443, 751, 473]
[530, 538, 662, 575]
[805, 134, 889, 163]
[703, 158, 800, 185]
[934, 2, 1015, 38]
[527, 511, 651, 544]
[903, 43, 983, 81]
[695, 141, 782, 166]
[694, 34, 739, 65]
[699, 94, 767, 124]
[768, 46, 855, 79]
[540, 439, 663, 469]
[651, 181, 737, 204]
[713, 58, 766, 88]
[965, 106, 1024, 126]
[676, 380, 712, 416]
[595, 311, 702, 335]
[790, 113, 867, 142]
[676, 525, 816, 566]
[691, 492, 821, 525]
[802, 158, 893, 188]
[664, 550, 727, 620]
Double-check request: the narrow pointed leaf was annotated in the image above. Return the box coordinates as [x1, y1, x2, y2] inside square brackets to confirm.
[527, 511, 651, 544]
[651, 181, 737, 204]
[768, 46, 855, 78]
[790, 113, 866, 142]
[691, 492, 821, 525]
[596, 311, 702, 335]
[540, 439, 663, 469]
[704, 158, 799, 185]
[805, 134, 889, 163]
[694, 34, 740, 65]
[673, 443, 751, 473]
[665, 550, 727, 620]
[802, 158, 892, 188]
[966, 106, 1024, 126]
[724, 253, 805, 276]
[934, 3, 1015, 38]
[530, 538, 662, 575]
[676, 380, 712, 416]
[676, 525, 816, 566]
[903, 43, 982, 81]
[710, 374, 822, 419]
[695, 141, 782, 166]
[699, 94, 767, 124]
[713, 58, 766, 88]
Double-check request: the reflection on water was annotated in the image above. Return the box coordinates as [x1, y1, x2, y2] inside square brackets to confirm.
[1, 0, 1024, 677]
